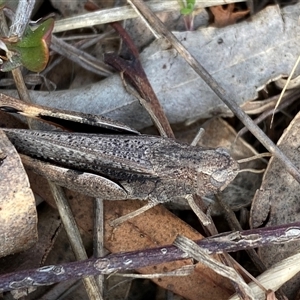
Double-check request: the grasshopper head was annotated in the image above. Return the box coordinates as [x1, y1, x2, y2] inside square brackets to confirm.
[196, 148, 239, 196]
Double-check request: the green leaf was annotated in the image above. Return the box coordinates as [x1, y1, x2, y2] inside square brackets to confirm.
[3, 18, 54, 72]
[180, 0, 195, 15]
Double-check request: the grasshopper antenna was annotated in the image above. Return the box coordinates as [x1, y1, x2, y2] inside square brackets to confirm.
[237, 152, 272, 174]
[237, 152, 272, 164]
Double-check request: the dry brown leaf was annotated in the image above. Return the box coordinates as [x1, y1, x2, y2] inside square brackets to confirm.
[210, 4, 249, 27]
[104, 200, 234, 300]
[250, 111, 300, 299]
[0, 130, 37, 257]
[22, 188, 235, 299]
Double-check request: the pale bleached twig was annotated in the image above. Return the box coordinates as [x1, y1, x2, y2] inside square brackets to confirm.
[9, 0, 35, 37]
[50, 35, 113, 77]
[53, 0, 244, 33]
[48, 183, 103, 299]
[229, 251, 300, 300]
[174, 235, 255, 299]
[94, 198, 105, 295]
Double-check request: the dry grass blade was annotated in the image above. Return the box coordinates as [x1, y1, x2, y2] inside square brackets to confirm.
[51, 35, 113, 77]
[94, 198, 105, 294]
[0, 93, 139, 134]
[174, 235, 255, 299]
[186, 195, 212, 226]
[53, 0, 242, 33]
[48, 183, 103, 299]
[270, 54, 300, 127]
[229, 251, 300, 300]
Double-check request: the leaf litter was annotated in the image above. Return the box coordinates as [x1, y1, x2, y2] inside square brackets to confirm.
[0, 130, 37, 258]
[1, 0, 300, 299]
[3, 4, 300, 130]
[250, 111, 300, 299]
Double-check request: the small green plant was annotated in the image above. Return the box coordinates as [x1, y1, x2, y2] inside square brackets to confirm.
[179, 0, 196, 15]
[0, 18, 54, 72]
[178, 0, 196, 30]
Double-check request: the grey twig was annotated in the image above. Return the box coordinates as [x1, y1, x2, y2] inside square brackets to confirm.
[9, 0, 35, 38]
[48, 183, 102, 299]
[0, 222, 300, 292]
[238, 89, 300, 137]
[51, 35, 113, 77]
[94, 198, 105, 294]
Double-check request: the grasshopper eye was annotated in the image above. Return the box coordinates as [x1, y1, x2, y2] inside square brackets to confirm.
[210, 169, 229, 187]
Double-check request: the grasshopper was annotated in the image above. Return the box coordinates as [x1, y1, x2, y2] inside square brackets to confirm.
[0, 93, 239, 223]
[2, 129, 239, 206]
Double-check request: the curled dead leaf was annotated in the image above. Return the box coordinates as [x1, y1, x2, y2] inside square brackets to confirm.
[209, 4, 249, 27]
[0, 130, 37, 258]
[250, 111, 300, 298]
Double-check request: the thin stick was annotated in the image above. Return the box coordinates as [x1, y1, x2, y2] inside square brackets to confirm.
[174, 235, 255, 299]
[186, 195, 211, 226]
[190, 128, 205, 146]
[48, 183, 102, 299]
[9, 0, 35, 37]
[53, 0, 242, 33]
[94, 198, 105, 295]
[270, 54, 300, 127]
[110, 202, 156, 227]
[237, 153, 272, 164]
[51, 35, 112, 77]
[1, 222, 300, 292]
